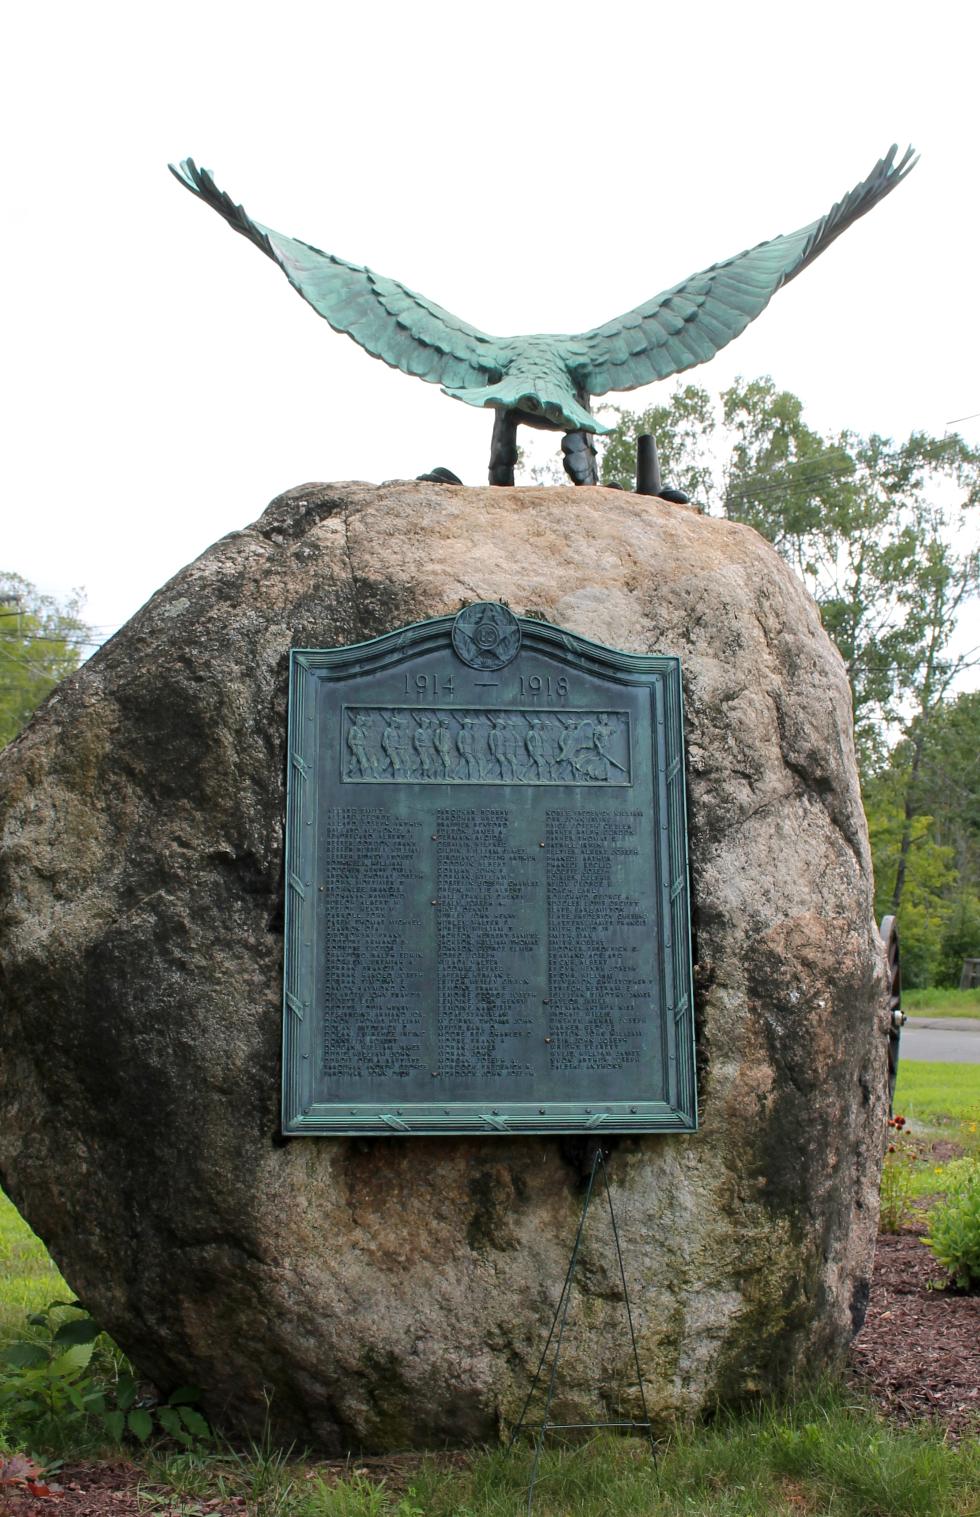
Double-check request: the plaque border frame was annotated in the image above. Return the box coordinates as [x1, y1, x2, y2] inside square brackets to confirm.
[282, 613, 696, 1136]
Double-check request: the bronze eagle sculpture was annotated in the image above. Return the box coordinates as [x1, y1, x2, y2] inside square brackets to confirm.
[170, 146, 915, 486]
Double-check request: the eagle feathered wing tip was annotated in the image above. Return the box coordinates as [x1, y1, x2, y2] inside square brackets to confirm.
[168, 156, 507, 398]
[575, 143, 918, 399]
[792, 142, 918, 279]
[168, 158, 275, 260]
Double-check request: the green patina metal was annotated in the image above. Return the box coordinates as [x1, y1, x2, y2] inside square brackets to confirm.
[281, 606, 695, 1137]
[171, 147, 915, 485]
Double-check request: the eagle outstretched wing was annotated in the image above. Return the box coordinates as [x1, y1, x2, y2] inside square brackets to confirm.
[169, 159, 505, 393]
[570, 145, 917, 397]
[172, 148, 916, 439]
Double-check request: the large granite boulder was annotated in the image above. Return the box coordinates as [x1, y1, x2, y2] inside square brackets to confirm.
[0, 482, 888, 1450]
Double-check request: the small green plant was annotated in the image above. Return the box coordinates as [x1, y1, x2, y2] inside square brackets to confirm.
[0, 1301, 210, 1452]
[924, 1158, 980, 1290]
[106, 1374, 210, 1448]
[0, 1301, 105, 1440]
[879, 1114, 917, 1232]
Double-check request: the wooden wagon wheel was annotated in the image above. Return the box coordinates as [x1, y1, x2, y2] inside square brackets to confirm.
[880, 914, 904, 1115]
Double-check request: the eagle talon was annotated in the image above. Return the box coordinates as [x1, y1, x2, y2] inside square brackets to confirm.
[561, 430, 599, 486]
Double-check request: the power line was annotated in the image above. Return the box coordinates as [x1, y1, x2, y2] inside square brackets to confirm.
[725, 464, 858, 505]
[0, 644, 64, 678]
[720, 445, 942, 506]
[6, 634, 108, 648]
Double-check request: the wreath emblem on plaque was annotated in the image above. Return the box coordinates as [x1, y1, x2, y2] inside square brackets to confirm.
[451, 602, 521, 670]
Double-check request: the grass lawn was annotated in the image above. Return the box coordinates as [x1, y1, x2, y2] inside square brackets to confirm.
[58, 1393, 980, 1514]
[0, 1188, 67, 1343]
[903, 986, 980, 1019]
[893, 1059, 980, 1134]
[886, 1060, 979, 1211]
[2, 1191, 978, 1511]
[0, 1388, 972, 1517]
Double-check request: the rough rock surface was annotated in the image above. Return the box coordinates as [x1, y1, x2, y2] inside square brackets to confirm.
[0, 482, 888, 1451]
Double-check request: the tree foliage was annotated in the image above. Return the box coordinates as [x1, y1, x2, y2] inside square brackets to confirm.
[600, 381, 980, 984]
[864, 692, 980, 985]
[0, 572, 90, 747]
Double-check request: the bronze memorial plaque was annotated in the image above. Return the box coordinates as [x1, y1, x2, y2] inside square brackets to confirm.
[281, 605, 695, 1135]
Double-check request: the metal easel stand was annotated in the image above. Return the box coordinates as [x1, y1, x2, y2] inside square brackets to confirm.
[509, 1145, 656, 1514]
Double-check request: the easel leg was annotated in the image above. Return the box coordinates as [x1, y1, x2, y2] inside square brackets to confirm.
[515, 1148, 602, 1512]
[600, 1151, 656, 1455]
[510, 1146, 656, 1515]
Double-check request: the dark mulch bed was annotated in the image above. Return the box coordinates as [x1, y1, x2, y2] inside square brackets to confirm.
[0, 1454, 250, 1517]
[4, 1232, 977, 1514]
[848, 1227, 980, 1437]
[0, 1451, 469, 1515]
[0, 1460, 150, 1517]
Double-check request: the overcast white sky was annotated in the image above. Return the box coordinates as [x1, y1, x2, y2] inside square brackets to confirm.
[3, 0, 979, 653]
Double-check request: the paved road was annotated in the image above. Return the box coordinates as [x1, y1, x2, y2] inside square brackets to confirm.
[900, 1016, 980, 1064]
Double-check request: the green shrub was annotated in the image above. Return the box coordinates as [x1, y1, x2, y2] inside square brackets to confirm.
[0, 1301, 209, 1454]
[924, 1159, 980, 1289]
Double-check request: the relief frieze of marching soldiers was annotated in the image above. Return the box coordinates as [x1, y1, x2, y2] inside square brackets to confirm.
[342, 708, 631, 785]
